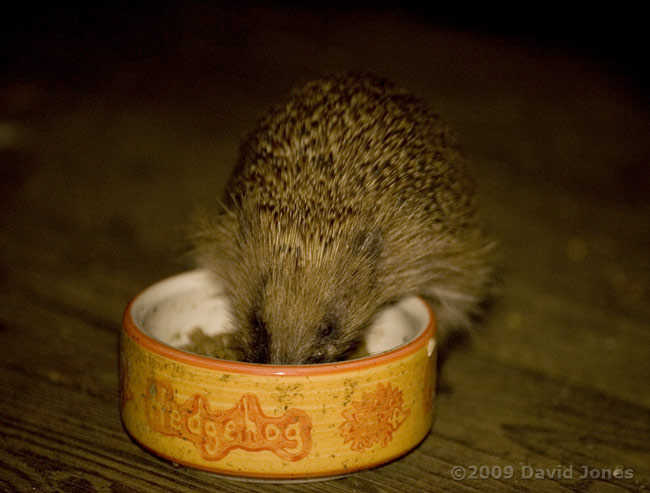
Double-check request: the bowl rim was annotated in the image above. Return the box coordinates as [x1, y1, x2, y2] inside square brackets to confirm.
[122, 271, 436, 376]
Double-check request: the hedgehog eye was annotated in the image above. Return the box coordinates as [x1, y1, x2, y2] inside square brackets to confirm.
[320, 318, 337, 339]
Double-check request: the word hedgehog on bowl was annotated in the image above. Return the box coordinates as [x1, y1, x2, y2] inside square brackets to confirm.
[120, 270, 437, 482]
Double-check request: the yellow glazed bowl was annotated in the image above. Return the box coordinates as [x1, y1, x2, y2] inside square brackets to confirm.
[120, 270, 437, 482]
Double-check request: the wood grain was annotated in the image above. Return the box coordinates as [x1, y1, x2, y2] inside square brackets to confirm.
[1, 5, 649, 492]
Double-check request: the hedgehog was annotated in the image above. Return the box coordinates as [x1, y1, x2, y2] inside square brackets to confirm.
[192, 73, 494, 364]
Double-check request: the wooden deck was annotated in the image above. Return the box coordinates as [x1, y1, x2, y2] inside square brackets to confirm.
[1, 5, 649, 492]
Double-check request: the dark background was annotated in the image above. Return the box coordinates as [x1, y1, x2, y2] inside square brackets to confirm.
[2, 3, 648, 92]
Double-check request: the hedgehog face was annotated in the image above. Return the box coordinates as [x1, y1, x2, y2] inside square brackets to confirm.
[245, 277, 355, 365]
[222, 223, 385, 365]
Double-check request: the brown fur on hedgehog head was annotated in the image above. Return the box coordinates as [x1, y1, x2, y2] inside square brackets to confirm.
[194, 202, 387, 364]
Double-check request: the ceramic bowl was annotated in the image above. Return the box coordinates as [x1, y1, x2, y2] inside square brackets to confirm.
[120, 269, 436, 482]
